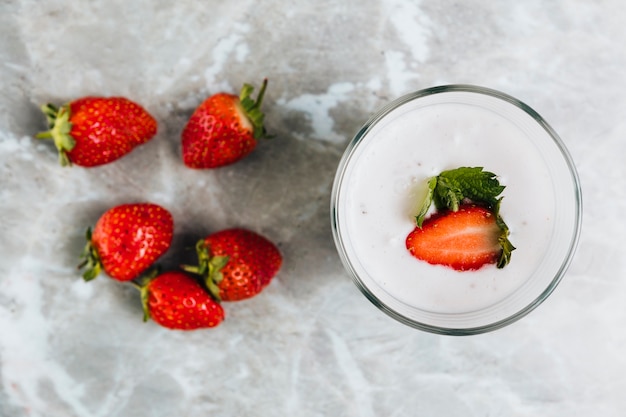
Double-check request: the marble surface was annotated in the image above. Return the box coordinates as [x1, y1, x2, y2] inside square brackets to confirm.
[1, 0, 624, 415]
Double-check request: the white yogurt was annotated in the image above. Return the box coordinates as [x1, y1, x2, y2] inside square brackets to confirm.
[332, 87, 581, 330]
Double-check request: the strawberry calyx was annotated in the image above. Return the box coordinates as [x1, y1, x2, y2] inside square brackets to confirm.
[494, 199, 516, 268]
[130, 267, 161, 322]
[238, 78, 269, 140]
[78, 228, 103, 281]
[35, 103, 75, 166]
[180, 240, 229, 302]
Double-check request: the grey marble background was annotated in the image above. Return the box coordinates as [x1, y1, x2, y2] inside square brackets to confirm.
[1, 1, 624, 416]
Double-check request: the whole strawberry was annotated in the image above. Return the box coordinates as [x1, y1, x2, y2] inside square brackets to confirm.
[181, 79, 269, 168]
[79, 203, 174, 282]
[183, 228, 282, 301]
[36, 97, 157, 167]
[136, 270, 224, 330]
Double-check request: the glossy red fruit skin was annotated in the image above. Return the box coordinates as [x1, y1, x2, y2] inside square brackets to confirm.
[147, 271, 225, 330]
[406, 205, 501, 271]
[92, 203, 173, 281]
[181, 93, 256, 169]
[68, 97, 157, 166]
[205, 228, 282, 301]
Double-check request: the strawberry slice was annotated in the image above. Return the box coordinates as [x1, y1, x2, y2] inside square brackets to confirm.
[406, 204, 503, 271]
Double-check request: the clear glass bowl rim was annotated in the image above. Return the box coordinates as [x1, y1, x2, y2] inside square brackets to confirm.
[330, 84, 583, 336]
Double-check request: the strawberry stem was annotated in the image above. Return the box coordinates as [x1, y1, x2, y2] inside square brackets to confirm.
[35, 103, 75, 166]
[254, 78, 268, 108]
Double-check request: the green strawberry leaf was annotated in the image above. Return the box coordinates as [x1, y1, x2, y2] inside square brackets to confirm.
[180, 240, 229, 302]
[35, 103, 76, 167]
[494, 199, 516, 269]
[130, 267, 161, 322]
[415, 167, 505, 226]
[239, 79, 270, 140]
[436, 167, 504, 210]
[78, 227, 102, 281]
[415, 176, 437, 228]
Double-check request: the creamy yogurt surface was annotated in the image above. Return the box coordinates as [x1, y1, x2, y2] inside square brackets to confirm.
[335, 92, 557, 315]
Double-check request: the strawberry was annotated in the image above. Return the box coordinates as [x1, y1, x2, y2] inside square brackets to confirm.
[135, 270, 224, 330]
[406, 205, 503, 271]
[79, 203, 174, 282]
[410, 167, 515, 270]
[183, 228, 282, 301]
[36, 97, 157, 167]
[181, 79, 269, 168]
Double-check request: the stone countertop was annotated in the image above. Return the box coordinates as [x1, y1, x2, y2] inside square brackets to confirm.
[1, 1, 624, 416]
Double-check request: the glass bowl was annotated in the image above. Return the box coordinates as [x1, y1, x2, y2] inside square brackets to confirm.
[330, 85, 582, 335]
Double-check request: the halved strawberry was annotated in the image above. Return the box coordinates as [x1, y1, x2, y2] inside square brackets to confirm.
[406, 204, 502, 271]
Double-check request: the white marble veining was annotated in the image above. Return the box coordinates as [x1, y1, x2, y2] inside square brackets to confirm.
[1, 0, 625, 415]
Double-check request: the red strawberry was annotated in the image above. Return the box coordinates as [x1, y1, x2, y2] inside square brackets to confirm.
[36, 97, 157, 167]
[79, 203, 174, 281]
[181, 79, 269, 168]
[183, 228, 282, 301]
[406, 205, 502, 271]
[136, 271, 224, 330]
